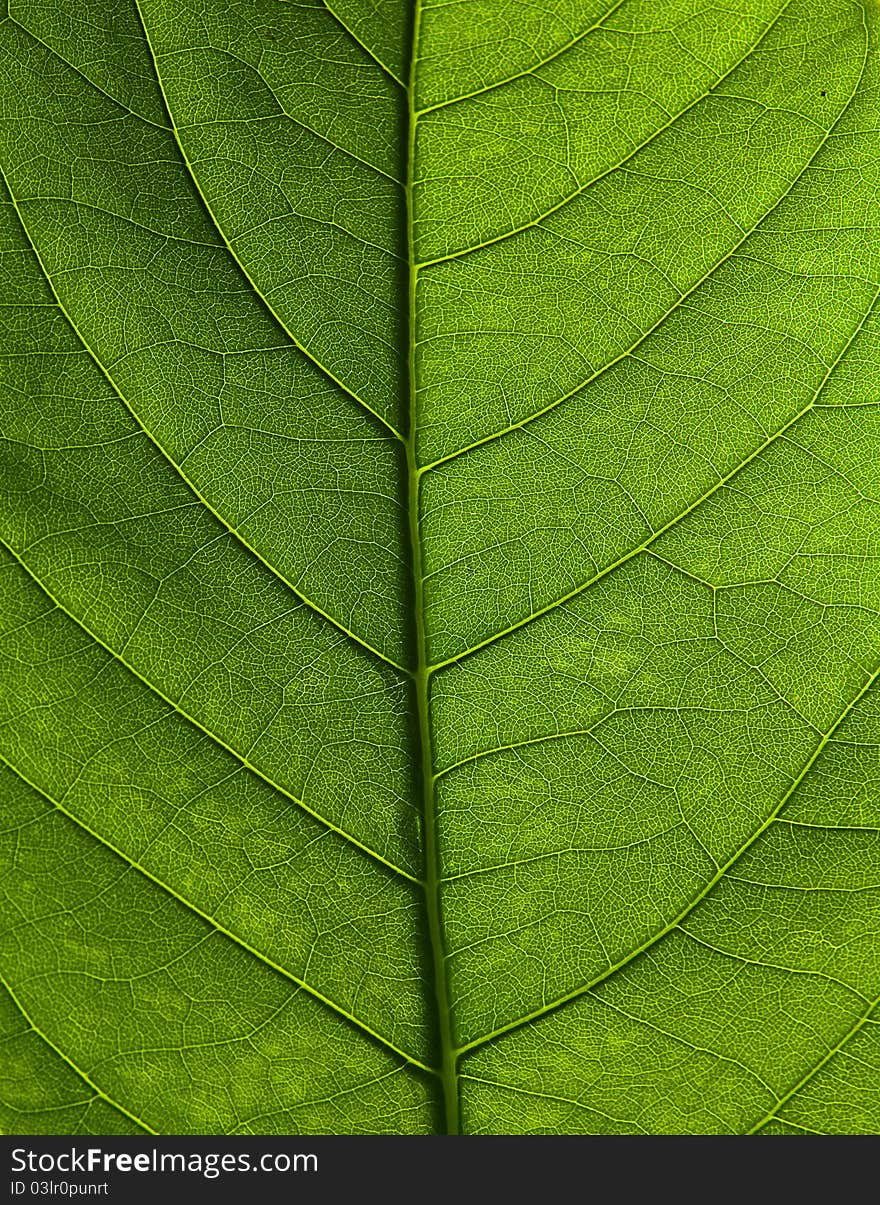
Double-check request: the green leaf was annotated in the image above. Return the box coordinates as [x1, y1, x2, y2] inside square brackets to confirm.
[1, 0, 879, 1136]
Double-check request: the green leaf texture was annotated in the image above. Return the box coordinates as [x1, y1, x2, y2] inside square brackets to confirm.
[1, 0, 880, 1136]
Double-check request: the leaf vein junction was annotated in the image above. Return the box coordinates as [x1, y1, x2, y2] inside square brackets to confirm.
[419, 28, 867, 475]
[0, 752, 433, 1075]
[455, 660, 880, 1056]
[2, 171, 410, 678]
[1, 536, 421, 885]
[428, 278, 880, 674]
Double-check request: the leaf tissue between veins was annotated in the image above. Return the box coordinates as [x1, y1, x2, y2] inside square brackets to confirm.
[0, 0, 879, 1137]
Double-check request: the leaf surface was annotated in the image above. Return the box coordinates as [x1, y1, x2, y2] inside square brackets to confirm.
[1, 0, 879, 1135]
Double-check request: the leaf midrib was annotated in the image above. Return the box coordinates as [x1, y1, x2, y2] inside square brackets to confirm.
[405, 0, 459, 1136]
